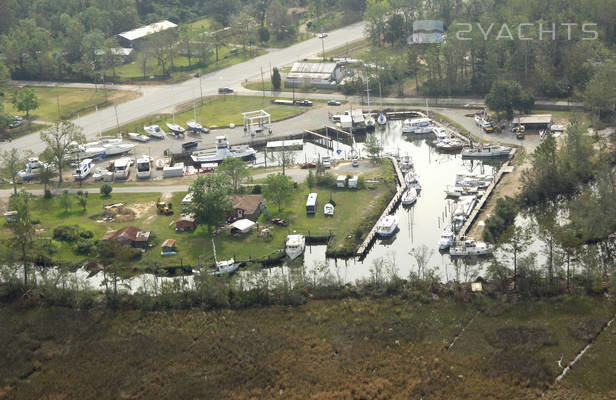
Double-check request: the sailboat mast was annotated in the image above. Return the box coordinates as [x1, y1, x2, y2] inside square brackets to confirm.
[211, 238, 218, 264]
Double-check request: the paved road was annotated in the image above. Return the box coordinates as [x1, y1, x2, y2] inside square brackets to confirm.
[0, 22, 367, 154]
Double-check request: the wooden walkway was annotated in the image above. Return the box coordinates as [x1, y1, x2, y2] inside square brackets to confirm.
[456, 148, 517, 240]
[356, 157, 406, 258]
[303, 129, 334, 150]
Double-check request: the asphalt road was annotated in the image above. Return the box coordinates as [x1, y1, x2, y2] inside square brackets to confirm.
[0, 22, 367, 154]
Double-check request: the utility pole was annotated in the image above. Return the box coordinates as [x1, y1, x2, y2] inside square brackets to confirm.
[56, 91, 61, 120]
[114, 105, 120, 129]
[199, 69, 203, 105]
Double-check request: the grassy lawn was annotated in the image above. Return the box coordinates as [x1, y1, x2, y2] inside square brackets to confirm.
[103, 95, 311, 136]
[4, 86, 134, 122]
[188, 17, 215, 31]
[1, 122, 47, 141]
[105, 47, 265, 83]
[242, 80, 340, 95]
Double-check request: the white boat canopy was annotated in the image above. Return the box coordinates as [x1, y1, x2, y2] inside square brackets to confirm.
[230, 219, 256, 233]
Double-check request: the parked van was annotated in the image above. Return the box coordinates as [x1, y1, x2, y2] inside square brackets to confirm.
[306, 193, 318, 214]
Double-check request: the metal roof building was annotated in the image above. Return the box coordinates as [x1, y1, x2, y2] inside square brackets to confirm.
[118, 20, 178, 47]
[512, 114, 553, 130]
[285, 62, 342, 89]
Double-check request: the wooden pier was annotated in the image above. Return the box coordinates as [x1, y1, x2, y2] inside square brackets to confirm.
[456, 149, 517, 240]
[356, 157, 406, 258]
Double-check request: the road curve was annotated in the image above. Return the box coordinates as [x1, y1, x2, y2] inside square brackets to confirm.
[0, 22, 367, 154]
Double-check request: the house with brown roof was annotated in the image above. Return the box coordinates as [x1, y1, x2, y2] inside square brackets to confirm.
[176, 214, 198, 232]
[228, 194, 265, 221]
[161, 239, 177, 256]
[102, 226, 151, 249]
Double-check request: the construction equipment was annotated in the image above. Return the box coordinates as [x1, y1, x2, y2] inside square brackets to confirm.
[156, 198, 174, 216]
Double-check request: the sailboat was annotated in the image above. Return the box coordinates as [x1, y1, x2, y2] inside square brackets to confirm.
[187, 103, 209, 133]
[377, 82, 387, 126]
[364, 79, 375, 130]
[166, 108, 185, 136]
[208, 238, 240, 276]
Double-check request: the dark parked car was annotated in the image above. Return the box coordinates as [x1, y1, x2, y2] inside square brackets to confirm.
[182, 141, 198, 152]
[327, 100, 341, 106]
[297, 99, 313, 106]
[218, 87, 234, 94]
[271, 218, 288, 226]
[301, 162, 316, 169]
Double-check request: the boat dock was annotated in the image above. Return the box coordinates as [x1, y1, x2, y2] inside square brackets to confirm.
[356, 156, 406, 259]
[456, 149, 517, 240]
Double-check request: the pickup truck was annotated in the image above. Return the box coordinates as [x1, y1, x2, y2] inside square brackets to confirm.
[296, 99, 313, 106]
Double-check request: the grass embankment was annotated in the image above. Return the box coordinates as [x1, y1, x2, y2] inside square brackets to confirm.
[1, 296, 614, 398]
[0, 164, 395, 269]
[103, 95, 310, 136]
[4, 86, 135, 122]
[1, 123, 47, 141]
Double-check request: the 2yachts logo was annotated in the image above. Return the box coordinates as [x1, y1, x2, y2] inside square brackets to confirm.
[407, 20, 599, 44]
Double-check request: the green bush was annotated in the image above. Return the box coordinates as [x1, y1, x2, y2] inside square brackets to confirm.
[316, 173, 336, 188]
[53, 225, 80, 242]
[75, 238, 96, 255]
[44, 190, 52, 199]
[100, 184, 113, 197]
[252, 185, 262, 194]
[79, 230, 94, 239]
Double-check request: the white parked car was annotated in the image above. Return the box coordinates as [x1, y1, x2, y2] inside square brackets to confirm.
[317, 33, 328, 38]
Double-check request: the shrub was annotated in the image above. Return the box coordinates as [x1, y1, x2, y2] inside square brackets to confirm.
[79, 230, 94, 239]
[53, 225, 80, 242]
[100, 184, 113, 197]
[252, 185, 262, 194]
[44, 190, 52, 199]
[31, 218, 40, 225]
[316, 173, 336, 188]
[357, 175, 366, 189]
[75, 238, 96, 255]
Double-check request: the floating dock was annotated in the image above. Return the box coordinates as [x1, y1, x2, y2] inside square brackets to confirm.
[456, 148, 517, 240]
[356, 157, 406, 258]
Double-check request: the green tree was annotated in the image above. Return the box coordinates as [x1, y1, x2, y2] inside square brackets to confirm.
[77, 191, 88, 212]
[258, 26, 270, 43]
[364, 0, 390, 46]
[8, 191, 34, 285]
[498, 225, 532, 290]
[263, 173, 294, 212]
[583, 60, 616, 121]
[485, 80, 535, 120]
[38, 163, 55, 195]
[11, 88, 39, 118]
[40, 120, 85, 184]
[218, 157, 249, 192]
[306, 169, 316, 190]
[188, 174, 232, 232]
[364, 134, 383, 158]
[1, 148, 30, 195]
[271, 67, 281, 90]
[100, 184, 113, 197]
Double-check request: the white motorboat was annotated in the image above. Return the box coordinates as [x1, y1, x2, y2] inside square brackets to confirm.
[128, 132, 151, 142]
[113, 157, 131, 180]
[17, 158, 49, 181]
[365, 115, 375, 130]
[433, 126, 449, 140]
[405, 172, 421, 191]
[285, 234, 306, 260]
[191, 136, 256, 164]
[166, 122, 186, 136]
[462, 145, 511, 159]
[438, 228, 455, 250]
[324, 203, 334, 216]
[402, 117, 432, 134]
[144, 124, 165, 139]
[401, 187, 418, 206]
[376, 215, 399, 238]
[92, 168, 105, 181]
[136, 155, 151, 179]
[399, 153, 413, 171]
[377, 112, 387, 126]
[67, 142, 106, 160]
[435, 138, 465, 152]
[449, 239, 493, 256]
[72, 158, 93, 181]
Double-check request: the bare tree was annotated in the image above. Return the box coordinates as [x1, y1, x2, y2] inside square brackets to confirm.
[40, 120, 85, 184]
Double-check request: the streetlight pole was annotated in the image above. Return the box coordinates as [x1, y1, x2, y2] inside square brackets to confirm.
[199, 69, 203, 105]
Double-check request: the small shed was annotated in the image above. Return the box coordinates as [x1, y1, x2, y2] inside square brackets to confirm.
[161, 239, 177, 256]
[348, 176, 358, 189]
[3, 210, 18, 223]
[336, 175, 347, 188]
[230, 219, 256, 234]
[176, 214, 198, 232]
[512, 114, 553, 131]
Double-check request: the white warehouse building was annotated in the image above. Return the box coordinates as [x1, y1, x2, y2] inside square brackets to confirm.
[284, 62, 343, 89]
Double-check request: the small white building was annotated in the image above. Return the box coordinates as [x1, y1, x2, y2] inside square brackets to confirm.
[118, 20, 178, 48]
[348, 176, 358, 189]
[336, 175, 347, 188]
